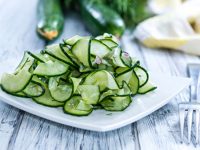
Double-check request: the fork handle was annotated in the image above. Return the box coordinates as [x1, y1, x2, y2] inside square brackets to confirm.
[190, 74, 200, 101]
[190, 84, 198, 101]
[187, 65, 200, 101]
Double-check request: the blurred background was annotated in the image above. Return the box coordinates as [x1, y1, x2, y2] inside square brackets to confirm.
[1, 0, 199, 63]
[36, 0, 200, 56]
[37, 0, 186, 40]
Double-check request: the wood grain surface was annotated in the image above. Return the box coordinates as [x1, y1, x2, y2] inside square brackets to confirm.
[0, 0, 199, 150]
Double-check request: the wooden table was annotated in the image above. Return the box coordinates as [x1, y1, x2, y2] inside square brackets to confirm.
[0, 0, 199, 150]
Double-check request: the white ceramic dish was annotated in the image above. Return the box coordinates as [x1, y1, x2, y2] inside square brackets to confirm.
[0, 67, 191, 131]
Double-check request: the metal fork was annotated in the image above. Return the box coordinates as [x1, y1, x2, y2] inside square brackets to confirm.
[179, 64, 200, 145]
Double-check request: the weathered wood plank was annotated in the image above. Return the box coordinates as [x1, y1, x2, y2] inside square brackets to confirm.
[0, 0, 44, 149]
[0, 105, 22, 150]
[133, 39, 200, 149]
[11, 113, 138, 150]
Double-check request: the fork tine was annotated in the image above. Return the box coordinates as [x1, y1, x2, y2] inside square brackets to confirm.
[187, 109, 193, 144]
[195, 110, 200, 145]
[179, 106, 185, 143]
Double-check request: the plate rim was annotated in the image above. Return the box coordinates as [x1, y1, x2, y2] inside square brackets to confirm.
[0, 75, 191, 132]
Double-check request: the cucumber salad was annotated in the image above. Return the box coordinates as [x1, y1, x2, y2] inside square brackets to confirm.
[0, 33, 156, 116]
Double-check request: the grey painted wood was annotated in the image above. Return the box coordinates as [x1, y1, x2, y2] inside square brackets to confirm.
[134, 43, 200, 149]
[0, 0, 44, 150]
[0, 0, 200, 150]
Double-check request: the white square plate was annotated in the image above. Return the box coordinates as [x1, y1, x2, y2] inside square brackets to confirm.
[0, 66, 191, 131]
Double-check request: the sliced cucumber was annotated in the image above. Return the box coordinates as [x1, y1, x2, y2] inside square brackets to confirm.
[83, 70, 119, 91]
[105, 47, 126, 67]
[60, 44, 80, 67]
[23, 81, 44, 97]
[49, 76, 73, 102]
[27, 51, 57, 63]
[100, 95, 131, 111]
[77, 85, 100, 105]
[129, 71, 139, 95]
[0, 34, 156, 115]
[71, 38, 91, 67]
[33, 76, 64, 107]
[70, 77, 82, 93]
[0, 90, 28, 98]
[115, 67, 130, 74]
[99, 82, 131, 102]
[134, 66, 149, 87]
[119, 81, 132, 95]
[103, 71, 119, 90]
[63, 35, 90, 46]
[99, 90, 114, 102]
[64, 96, 93, 116]
[1, 69, 32, 93]
[59, 71, 71, 81]
[116, 68, 132, 86]
[15, 52, 34, 73]
[121, 52, 132, 67]
[115, 61, 139, 75]
[33, 60, 69, 76]
[27, 51, 47, 62]
[116, 67, 140, 95]
[100, 39, 118, 48]
[70, 70, 82, 78]
[96, 33, 119, 44]
[45, 44, 75, 67]
[138, 81, 157, 94]
[90, 39, 111, 58]
[131, 58, 139, 67]
[79, 65, 93, 73]
[14, 92, 28, 97]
